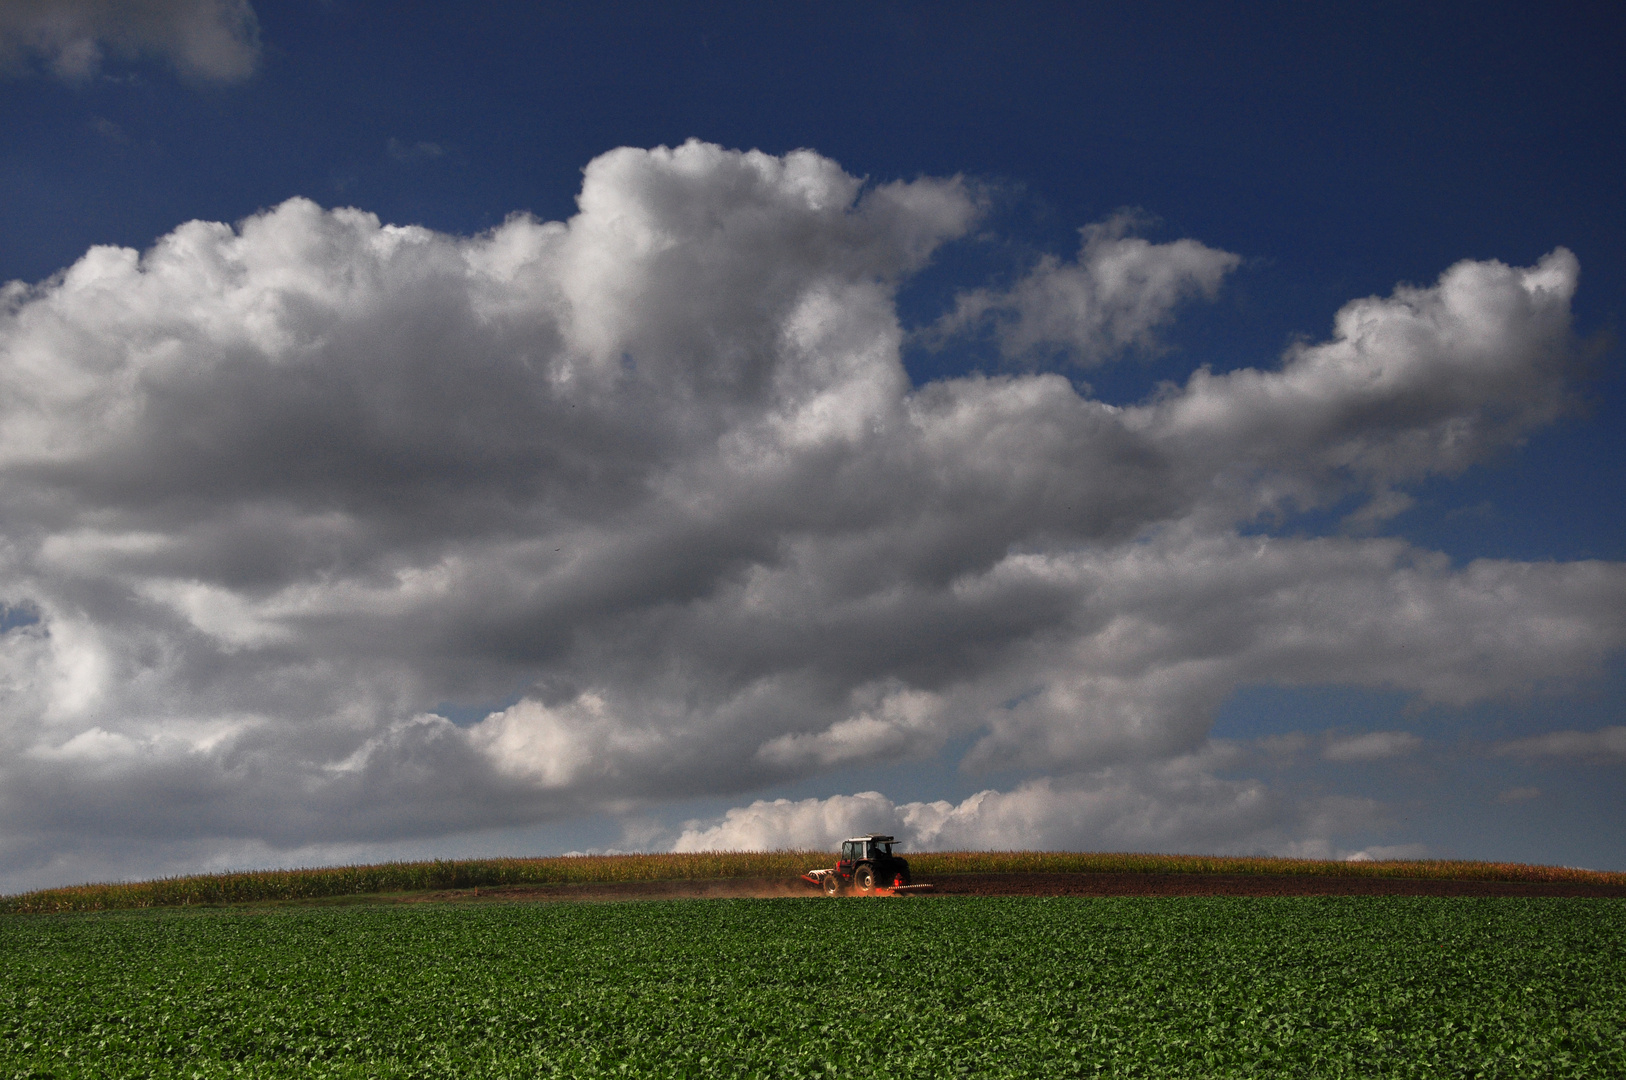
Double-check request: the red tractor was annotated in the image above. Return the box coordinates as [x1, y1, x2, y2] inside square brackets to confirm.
[801, 834, 934, 896]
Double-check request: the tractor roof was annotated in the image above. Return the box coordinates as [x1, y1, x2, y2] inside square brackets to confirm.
[847, 834, 896, 843]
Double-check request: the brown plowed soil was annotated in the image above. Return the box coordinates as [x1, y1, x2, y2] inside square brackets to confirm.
[394, 872, 1626, 905]
[927, 872, 1626, 898]
[397, 878, 813, 904]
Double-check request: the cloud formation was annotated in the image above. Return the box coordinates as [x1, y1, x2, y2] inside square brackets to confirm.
[673, 753, 1381, 861]
[1322, 731, 1421, 762]
[387, 138, 444, 164]
[930, 212, 1240, 363]
[1494, 727, 1626, 759]
[0, 0, 259, 82]
[1, 140, 1621, 889]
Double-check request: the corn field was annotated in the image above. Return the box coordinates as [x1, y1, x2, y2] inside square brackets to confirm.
[5, 849, 1622, 914]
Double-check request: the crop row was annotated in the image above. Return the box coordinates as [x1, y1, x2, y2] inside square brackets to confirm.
[2, 896, 1622, 1078]
[6, 850, 1624, 914]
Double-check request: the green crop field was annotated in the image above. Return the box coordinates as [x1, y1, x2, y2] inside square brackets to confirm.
[3, 896, 1622, 1079]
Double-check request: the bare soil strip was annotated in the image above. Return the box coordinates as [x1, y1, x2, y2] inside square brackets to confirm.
[390, 872, 1626, 905]
[927, 872, 1626, 898]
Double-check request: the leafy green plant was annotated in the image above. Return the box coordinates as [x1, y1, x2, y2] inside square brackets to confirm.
[3, 897, 1622, 1077]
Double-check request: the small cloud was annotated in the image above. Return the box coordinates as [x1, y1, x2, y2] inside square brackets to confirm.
[561, 848, 631, 857]
[89, 116, 128, 143]
[755, 686, 944, 769]
[0, 0, 261, 83]
[926, 209, 1240, 366]
[1342, 843, 1427, 862]
[1493, 726, 1626, 759]
[1323, 731, 1422, 763]
[1250, 732, 1313, 759]
[1341, 488, 1415, 534]
[1496, 786, 1541, 804]
[49, 35, 102, 80]
[387, 137, 445, 163]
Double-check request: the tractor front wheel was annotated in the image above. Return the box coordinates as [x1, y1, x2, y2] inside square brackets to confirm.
[854, 865, 876, 894]
[823, 874, 842, 897]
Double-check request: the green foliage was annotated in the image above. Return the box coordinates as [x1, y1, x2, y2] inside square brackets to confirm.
[7, 852, 1622, 913]
[2, 897, 1622, 1078]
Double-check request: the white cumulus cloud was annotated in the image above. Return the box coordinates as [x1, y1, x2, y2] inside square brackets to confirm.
[931, 211, 1241, 364]
[0, 139, 1620, 890]
[674, 756, 1385, 860]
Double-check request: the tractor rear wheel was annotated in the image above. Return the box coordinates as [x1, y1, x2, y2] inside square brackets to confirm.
[854, 865, 876, 894]
[823, 874, 842, 897]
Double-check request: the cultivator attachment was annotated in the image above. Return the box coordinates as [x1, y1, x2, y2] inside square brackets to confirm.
[801, 863, 934, 897]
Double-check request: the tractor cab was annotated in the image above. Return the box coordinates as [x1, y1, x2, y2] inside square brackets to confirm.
[840, 837, 892, 862]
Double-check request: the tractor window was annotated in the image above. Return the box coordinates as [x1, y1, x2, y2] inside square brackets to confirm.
[841, 842, 857, 860]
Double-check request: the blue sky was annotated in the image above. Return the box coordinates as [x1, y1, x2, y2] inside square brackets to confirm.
[1, 1, 1622, 891]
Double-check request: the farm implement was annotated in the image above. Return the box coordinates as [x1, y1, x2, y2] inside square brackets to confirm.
[801, 834, 935, 896]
